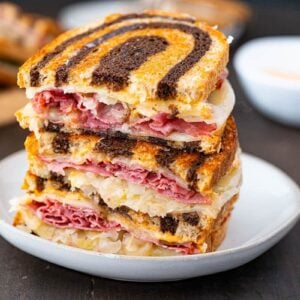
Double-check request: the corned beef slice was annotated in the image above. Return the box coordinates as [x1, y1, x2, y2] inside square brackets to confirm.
[28, 199, 120, 231]
[42, 158, 210, 204]
[32, 90, 216, 137]
[132, 112, 216, 137]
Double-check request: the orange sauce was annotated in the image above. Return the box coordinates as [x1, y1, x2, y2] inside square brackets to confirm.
[265, 69, 300, 82]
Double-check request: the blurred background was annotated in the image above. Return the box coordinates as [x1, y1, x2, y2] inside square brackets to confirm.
[0, 0, 299, 183]
[6, 0, 300, 18]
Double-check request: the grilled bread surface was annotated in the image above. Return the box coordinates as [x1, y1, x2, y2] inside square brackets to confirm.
[18, 10, 229, 107]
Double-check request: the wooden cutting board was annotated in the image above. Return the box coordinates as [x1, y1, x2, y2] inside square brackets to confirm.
[0, 88, 28, 126]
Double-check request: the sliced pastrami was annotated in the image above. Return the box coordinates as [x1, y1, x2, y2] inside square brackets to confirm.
[33, 90, 129, 130]
[32, 90, 217, 138]
[132, 112, 217, 138]
[41, 158, 211, 204]
[28, 199, 120, 231]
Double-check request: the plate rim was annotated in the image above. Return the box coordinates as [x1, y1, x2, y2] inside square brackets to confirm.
[0, 150, 299, 262]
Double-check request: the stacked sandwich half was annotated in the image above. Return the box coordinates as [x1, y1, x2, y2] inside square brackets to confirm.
[14, 11, 241, 255]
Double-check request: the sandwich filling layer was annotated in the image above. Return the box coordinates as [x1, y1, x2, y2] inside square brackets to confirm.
[14, 191, 238, 255]
[26, 150, 241, 218]
[14, 205, 180, 256]
[15, 193, 202, 254]
[20, 79, 233, 143]
[27, 142, 239, 207]
[41, 157, 210, 204]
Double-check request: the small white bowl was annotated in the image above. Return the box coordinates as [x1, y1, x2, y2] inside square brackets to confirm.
[234, 37, 300, 127]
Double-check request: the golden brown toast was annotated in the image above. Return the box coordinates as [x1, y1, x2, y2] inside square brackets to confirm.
[18, 10, 229, 108]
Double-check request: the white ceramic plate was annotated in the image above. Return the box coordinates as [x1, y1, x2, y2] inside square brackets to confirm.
[234, 37, 300, 127]
[0, 151, 299, 282]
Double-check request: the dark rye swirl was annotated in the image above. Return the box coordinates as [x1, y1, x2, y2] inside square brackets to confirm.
[18, 10, 229, 105]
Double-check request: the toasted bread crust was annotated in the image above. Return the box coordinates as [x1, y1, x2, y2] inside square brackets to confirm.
[18, 10, 228, 107]
[24, 116, 237, 194]
[196, 116, 238, 193]
[206, 193, 238, 252]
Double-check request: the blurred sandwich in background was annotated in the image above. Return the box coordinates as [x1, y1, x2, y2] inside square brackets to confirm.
[59, 0, 251, 41]
[143, 0, 251, 38]
[0, 2, 61, 126]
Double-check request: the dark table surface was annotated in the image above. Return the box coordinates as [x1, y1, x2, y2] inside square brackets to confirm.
[0, 3, 300, 300]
